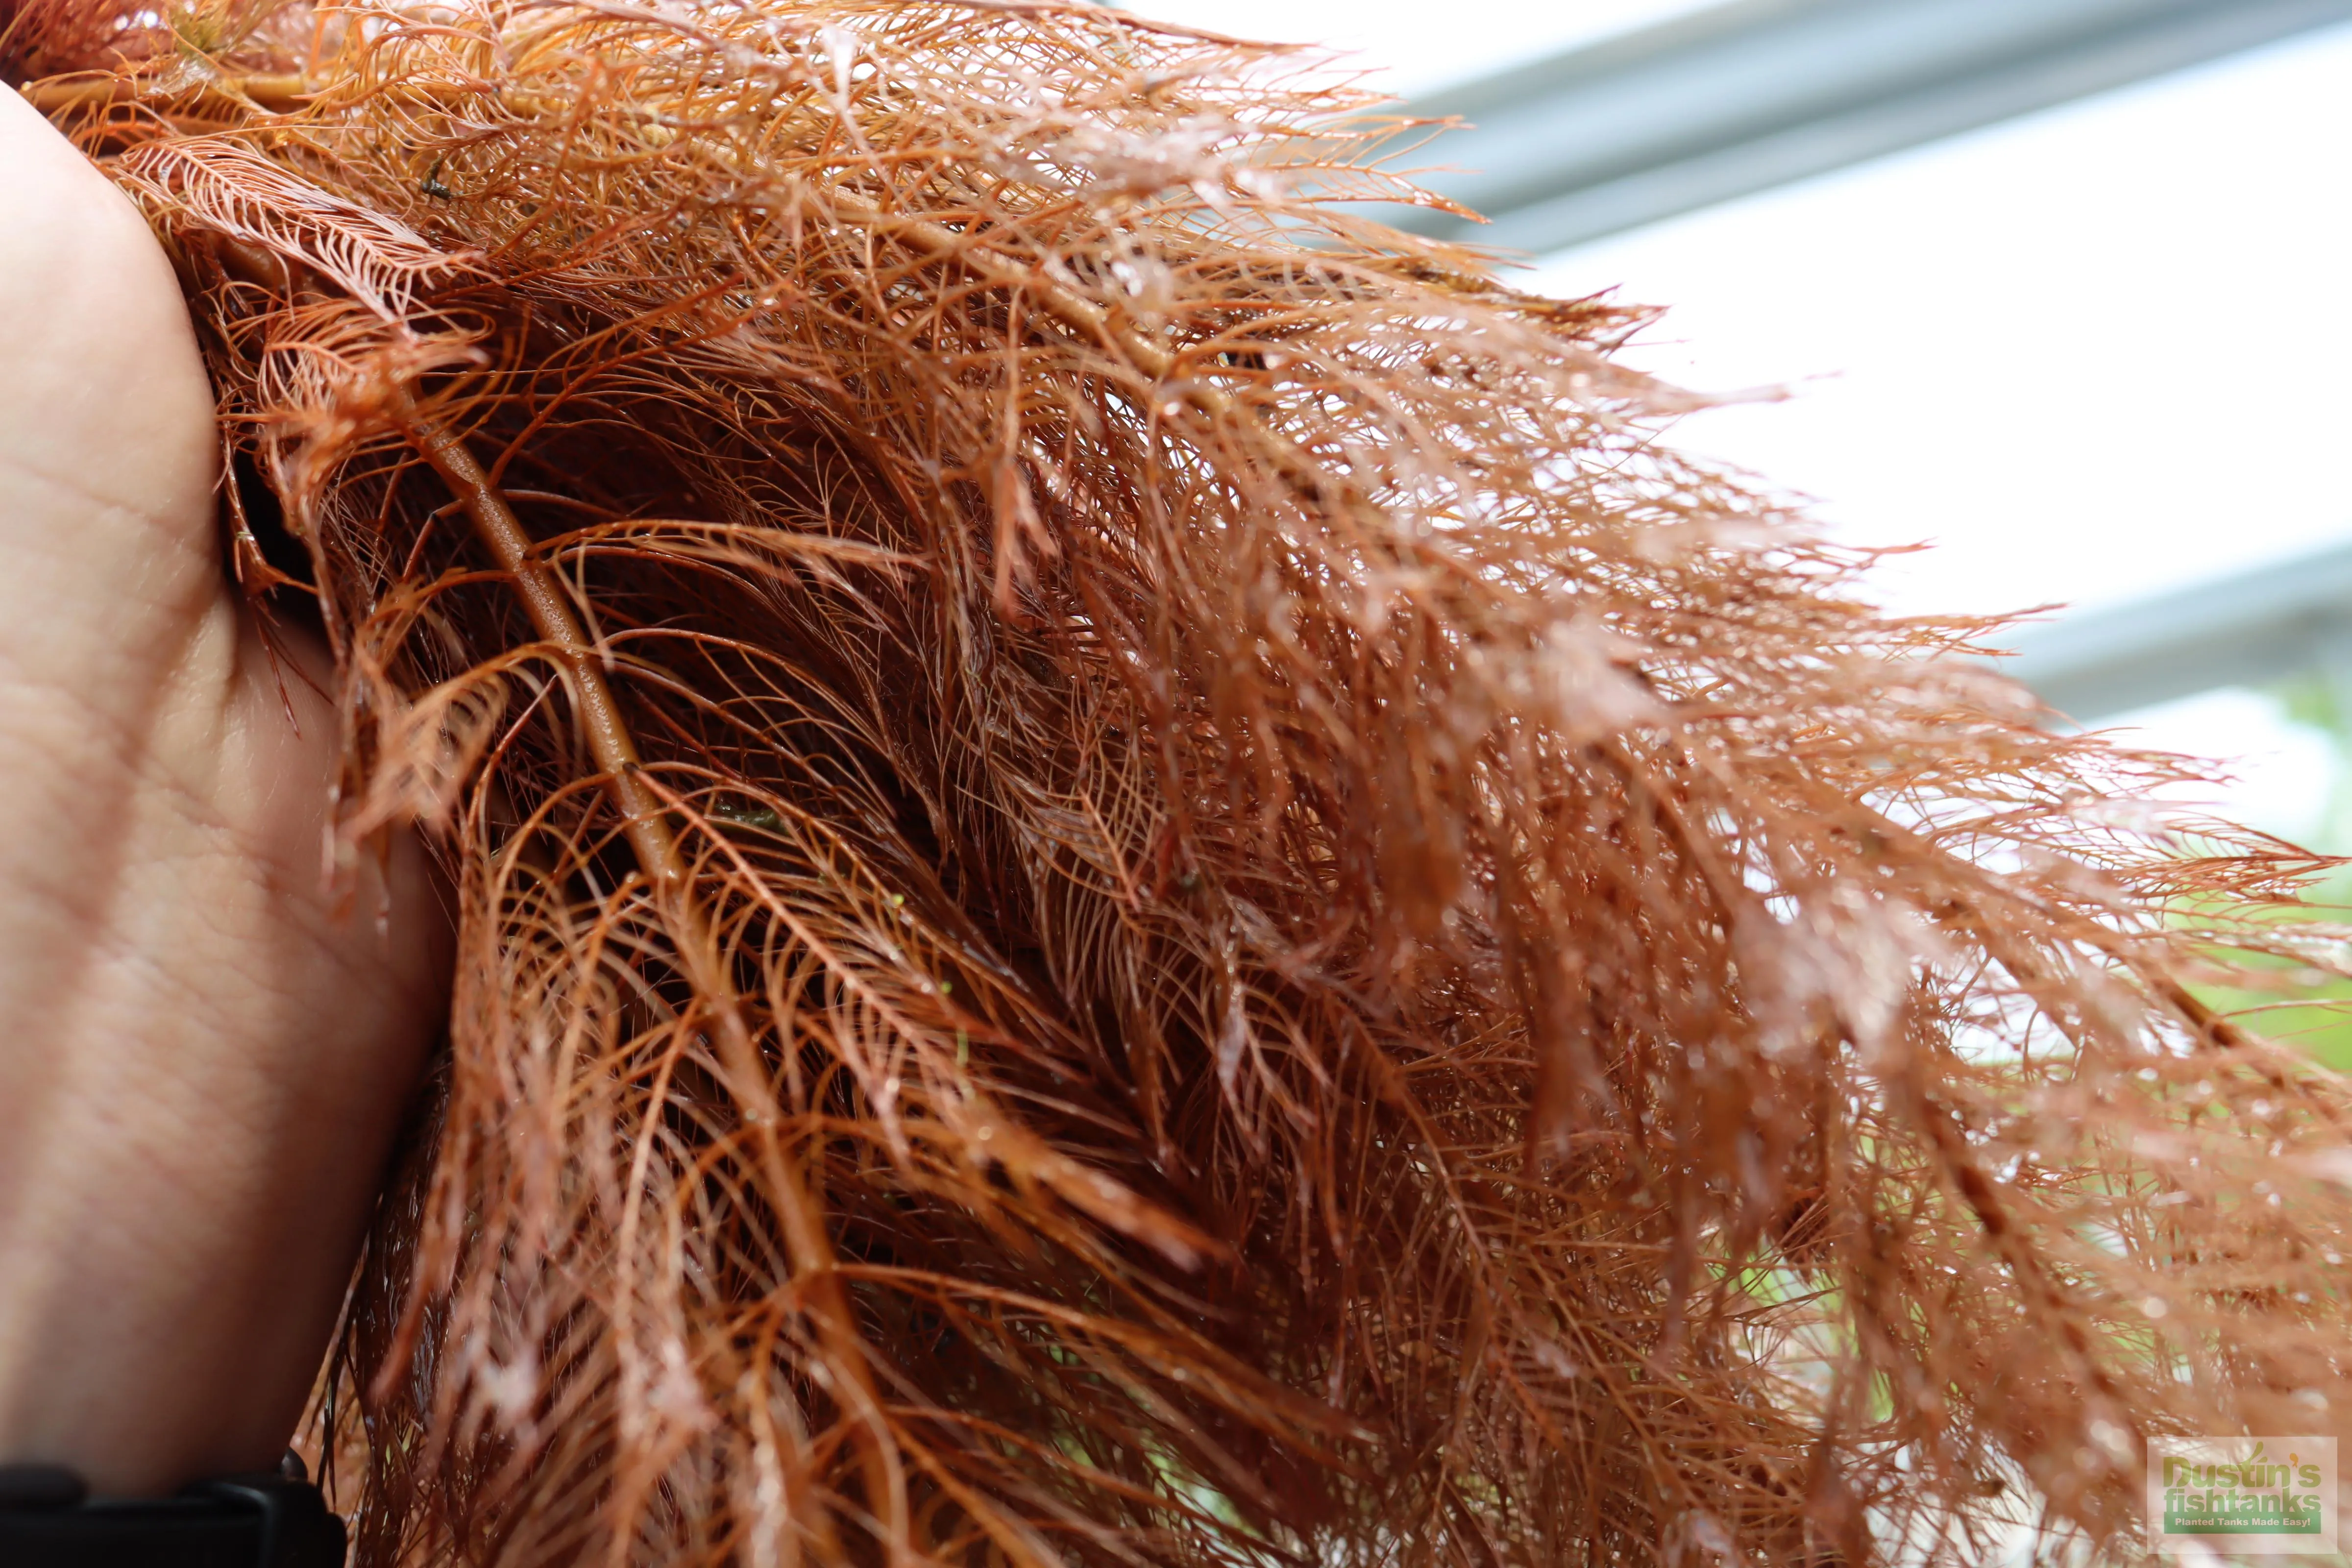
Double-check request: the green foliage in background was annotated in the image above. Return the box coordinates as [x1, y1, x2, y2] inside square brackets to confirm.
[2194, 671, 2352, 1073]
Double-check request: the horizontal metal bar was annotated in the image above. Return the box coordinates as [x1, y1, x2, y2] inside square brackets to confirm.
[2002, 542, 2352, 722]
[1391, 0, 2352, 255]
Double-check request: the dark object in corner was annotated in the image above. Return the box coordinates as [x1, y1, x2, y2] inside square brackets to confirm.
[0, 1461, 344, 1568]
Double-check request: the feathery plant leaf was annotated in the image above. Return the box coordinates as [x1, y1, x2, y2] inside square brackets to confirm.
[10, 1, 2352, 1562]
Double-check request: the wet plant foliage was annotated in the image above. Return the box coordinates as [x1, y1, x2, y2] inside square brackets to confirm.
[11, 2, 2352, 1562]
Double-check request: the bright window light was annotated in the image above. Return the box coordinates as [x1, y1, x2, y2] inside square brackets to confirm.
[1528, 23, 2352, 626]
[1127, 0, 1716, 97]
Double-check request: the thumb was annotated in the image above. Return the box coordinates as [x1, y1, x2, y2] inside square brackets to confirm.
[0, 83, 224, 717]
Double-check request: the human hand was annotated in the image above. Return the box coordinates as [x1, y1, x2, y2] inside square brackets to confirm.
[0, 87, 449, 1495]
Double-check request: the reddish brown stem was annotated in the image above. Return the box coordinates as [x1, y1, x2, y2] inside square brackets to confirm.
[399, 400, 909, 1557]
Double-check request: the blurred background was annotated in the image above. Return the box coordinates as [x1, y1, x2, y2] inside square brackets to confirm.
[1132, 0, 2352, 1052]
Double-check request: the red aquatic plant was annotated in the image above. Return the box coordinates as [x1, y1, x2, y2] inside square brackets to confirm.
[10, 1, 2352, 1562]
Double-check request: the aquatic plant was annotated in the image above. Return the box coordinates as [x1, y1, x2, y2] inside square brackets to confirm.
[12, 2, 2352, 1560]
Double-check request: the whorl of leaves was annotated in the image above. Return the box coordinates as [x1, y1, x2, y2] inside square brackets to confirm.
[12, 1, 2352, 1563]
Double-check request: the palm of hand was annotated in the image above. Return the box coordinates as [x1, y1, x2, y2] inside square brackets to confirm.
[0, 89, 446, 1493]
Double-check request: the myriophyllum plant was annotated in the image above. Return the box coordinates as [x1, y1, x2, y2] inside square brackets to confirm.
[8, 1, 2352, 1563]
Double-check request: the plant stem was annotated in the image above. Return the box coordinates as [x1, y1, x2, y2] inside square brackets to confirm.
[398, 399, 908, 1556]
